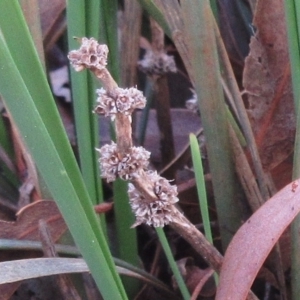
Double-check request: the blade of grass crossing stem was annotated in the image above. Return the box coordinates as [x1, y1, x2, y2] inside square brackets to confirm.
[66, 1, 91, 200]
[0, 2, 126, 297]
[189, 134, 213, 244]
[67, 1, 104, 209]
[181, 0, 243, 249]
[284, 1, 300, 298]
[85, 0, 105, 208]
[156, 228, 190, 300]
[0, 39, 126, 300]
[190, 134, 218, 284]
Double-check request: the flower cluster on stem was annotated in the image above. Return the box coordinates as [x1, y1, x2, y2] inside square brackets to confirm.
[68, 37, 230, 278]
[68, 37, 182, 227]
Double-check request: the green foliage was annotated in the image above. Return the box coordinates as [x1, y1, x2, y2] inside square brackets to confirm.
[284, 1, 300, 298]
[0, 1, 126, 299]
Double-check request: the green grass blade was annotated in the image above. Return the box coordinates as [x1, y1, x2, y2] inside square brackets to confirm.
[1, 0, 108, 253]
[0, 1, 126, 298]
[189, 134, 213, 244]
[189, 134, 218, 284]
[284, 1, 300, 298]
[85, 1, 104, 207]
[67, 1, 105, 234]
[156, 228, 190, 300]
[0, 42, 125, 299]
[180, 0, 243, 249]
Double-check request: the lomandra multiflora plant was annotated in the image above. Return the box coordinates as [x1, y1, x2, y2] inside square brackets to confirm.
[68, 37, 229, 278]
[68, 37, 182, 228]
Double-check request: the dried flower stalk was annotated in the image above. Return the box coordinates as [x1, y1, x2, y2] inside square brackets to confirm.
[68, 37, 223, 272]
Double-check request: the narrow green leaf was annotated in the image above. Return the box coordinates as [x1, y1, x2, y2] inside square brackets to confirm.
[156, 228, 190, 300]
[0, 1, 126, 298]
[180, 0, 243, 249]
[67, 0, 105, 212]
[284, 1, 300, 298]
[190, 134, 218, 284]
[189, 134, 213, 244]
[0, 40, 125, 299]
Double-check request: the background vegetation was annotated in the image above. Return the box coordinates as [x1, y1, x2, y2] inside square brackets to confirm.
[0, 0, 299, 299]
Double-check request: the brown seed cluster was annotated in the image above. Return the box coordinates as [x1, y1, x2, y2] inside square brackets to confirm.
[94, 87, 146, 121]
[68, 37, 108, 72]
[138, 50, 177, 76]
[97, 142, 150, 182]
[128, 171, 179, 227]
[69, 38, 180, 227]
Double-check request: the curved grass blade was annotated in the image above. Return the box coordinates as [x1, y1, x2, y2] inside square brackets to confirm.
[0, 256, 178, 298]
[67, 1, 100, 205]
[156, 228, 190, 300]
[189, 134, 213, 244]
[0, 42, 125, 300]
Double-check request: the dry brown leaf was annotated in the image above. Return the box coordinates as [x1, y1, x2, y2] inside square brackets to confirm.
[215, 178, 300, 299]
[0, 200, 67, 299]
[243, 0, 294, 171]
[174, 257, 215, 298]
[0, 200, 67, 241]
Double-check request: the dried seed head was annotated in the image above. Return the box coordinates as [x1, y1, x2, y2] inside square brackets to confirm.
[68, 37, 108, 72]
[97, 142, 150, 182]
[138, 50, 177, 76]
[128, 171, 179, 227]
[94, 87, 146, 120]
[186, 89, 198, 113]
